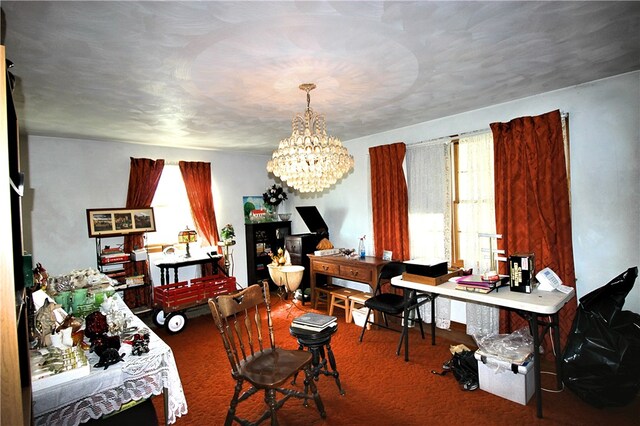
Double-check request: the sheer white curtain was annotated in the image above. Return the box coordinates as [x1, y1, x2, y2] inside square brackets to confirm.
[456, 133, 500, 336]
[406, 141, 452, 329]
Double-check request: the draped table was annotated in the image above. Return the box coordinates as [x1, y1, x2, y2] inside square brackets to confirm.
[32, 296, 188, 425]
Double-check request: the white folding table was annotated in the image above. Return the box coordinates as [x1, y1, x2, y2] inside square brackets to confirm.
[391, 276, 575, 419]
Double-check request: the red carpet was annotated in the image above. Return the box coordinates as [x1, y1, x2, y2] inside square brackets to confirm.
[151, 296, 639, 425]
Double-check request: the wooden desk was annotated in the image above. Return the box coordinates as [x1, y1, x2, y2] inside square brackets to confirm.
[392, 276, 575, 419]
[308, 255, 388, 305]
[155, 252, 224, 285]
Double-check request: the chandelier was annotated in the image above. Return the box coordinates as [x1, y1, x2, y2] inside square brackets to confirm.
[266, 83, 354, 193]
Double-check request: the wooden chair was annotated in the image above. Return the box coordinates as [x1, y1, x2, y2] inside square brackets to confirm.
[208, 281, 326, 426]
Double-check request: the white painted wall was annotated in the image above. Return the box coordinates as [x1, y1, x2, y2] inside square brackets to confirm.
[23, 71, 639, 317]
[22, 138, 275, 287]
[288, 71, 640, 316]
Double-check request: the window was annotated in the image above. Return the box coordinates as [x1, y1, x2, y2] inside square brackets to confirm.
[452, 132, 496, 272]
[146, 165, 195, 247]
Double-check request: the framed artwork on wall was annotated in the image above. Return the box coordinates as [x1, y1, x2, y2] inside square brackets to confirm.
[86, 207, 156, 238]
[243, 196, 267, 223]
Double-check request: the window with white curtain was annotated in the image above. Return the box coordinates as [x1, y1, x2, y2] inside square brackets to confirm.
[407, 131, 499, 335]
[407, 141, 452, 329]
[146, 165, 196, 247]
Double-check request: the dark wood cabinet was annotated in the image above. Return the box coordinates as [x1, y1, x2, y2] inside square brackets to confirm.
[245, 221, 291, 287]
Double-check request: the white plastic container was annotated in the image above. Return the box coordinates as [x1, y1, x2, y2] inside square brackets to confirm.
[351, 306, 373, 328]
[474, 352, 535, 405]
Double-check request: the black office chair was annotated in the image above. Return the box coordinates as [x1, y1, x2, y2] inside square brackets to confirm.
[358, 262, 425, 356]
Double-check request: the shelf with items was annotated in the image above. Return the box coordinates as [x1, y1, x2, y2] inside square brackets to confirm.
[245, 221, 291, 287]
[94, 236, 151, 312]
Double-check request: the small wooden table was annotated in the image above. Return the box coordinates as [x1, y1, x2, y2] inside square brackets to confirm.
[307, 255, 388, 306]
[154, 252, 224, 285]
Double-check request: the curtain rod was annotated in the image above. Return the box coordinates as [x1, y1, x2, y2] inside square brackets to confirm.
[407, 111, 569, 149]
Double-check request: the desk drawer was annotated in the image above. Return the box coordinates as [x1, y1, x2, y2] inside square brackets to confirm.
[339, 265, 372, 281]
[313, 261, 339, 275]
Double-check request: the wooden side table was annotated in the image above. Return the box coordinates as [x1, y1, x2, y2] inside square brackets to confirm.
[307, 255, 388, 306]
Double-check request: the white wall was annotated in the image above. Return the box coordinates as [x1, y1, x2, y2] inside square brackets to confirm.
[24, 71, 639, 315]
[22, 138, 275, 287]
[288, 71, 640, 315]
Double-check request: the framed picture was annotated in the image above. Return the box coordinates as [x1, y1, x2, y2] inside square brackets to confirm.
[382, 250, 393, 261]
[243, 195, 267, 223]
[86, 207, 156, 238]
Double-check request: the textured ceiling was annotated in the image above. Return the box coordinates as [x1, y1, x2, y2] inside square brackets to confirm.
[2, 1, 639, 154]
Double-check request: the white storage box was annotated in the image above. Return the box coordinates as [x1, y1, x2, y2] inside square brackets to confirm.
[474, 352, 534, 405]
[351, 306, 373, 328]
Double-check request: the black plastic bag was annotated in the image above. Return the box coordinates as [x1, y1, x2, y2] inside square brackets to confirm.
[561, 267, 640, 408]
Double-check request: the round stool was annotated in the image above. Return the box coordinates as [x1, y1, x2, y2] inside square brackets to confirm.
[290, 322, 345, 395]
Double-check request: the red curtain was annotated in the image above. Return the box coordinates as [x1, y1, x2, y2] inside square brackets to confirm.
[369, 142, 410, 260]
[123, 157, 164, 307]
[491, 110, 576, 348]
[179, 161, 220, 249]
[124, 158, 165, 253]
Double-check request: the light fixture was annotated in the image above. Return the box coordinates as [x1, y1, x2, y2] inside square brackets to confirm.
[267, 83, 354, 193]
[177, 226, 198, 258]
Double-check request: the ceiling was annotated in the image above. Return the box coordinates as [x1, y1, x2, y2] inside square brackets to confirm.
[2, 1, 639, 154]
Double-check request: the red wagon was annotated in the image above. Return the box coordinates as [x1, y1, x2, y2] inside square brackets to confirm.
[151, 274, 237, 333]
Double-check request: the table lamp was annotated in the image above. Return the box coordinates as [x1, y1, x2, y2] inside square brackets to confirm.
[178, 226, 198, 258]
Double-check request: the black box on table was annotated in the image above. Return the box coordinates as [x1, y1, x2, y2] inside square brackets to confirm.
[509, 254, 535, 293]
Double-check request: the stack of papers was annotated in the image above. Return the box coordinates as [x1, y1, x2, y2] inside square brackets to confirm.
[292, 313, 337, 332]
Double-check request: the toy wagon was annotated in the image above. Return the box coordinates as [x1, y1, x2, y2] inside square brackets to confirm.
[152, 274, 237, 333]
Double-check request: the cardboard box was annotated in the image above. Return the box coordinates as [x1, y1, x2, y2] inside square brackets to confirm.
[403, 259, 448, 277]
[475, 352, 534, 405]
[402, 270, 462, 286]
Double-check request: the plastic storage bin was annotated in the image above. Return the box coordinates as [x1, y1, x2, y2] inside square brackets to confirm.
[351, 306, 373, 328]
[474, 352, 534, 405]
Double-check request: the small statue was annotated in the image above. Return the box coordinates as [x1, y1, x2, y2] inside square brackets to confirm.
[94, 348, 125, 370]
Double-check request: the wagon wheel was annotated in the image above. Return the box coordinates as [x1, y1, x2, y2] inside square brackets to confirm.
[152, 308, 166, 327]
[165, 312, 188, 334]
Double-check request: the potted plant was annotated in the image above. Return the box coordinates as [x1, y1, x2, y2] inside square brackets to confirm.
[220, 224, 235, 245]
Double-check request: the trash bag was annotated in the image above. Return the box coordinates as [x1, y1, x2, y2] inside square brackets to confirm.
[561, 266, 640, 408]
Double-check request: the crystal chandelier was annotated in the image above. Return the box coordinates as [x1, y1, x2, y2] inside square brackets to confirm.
[267, 83, 354, 193]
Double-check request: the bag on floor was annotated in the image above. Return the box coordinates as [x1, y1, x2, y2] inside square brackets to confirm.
[433, 347, 479, 391]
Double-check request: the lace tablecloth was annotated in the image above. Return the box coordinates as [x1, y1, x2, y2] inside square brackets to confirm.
[32, 297, 188, 425]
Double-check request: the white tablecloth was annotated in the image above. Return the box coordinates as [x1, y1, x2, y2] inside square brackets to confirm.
[32, 296, 188, 425]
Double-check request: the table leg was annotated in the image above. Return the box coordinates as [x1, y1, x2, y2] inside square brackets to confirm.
[551, 312, 563, 389]
[173, 267, 179, 283]
[528, 313, 543, 418]
[430, 296, 436, 345]
[403, 289, 410, 362]
[163, 386, 169, 426]
[160, 268, 166, 286]
[310, 271, 317, 306]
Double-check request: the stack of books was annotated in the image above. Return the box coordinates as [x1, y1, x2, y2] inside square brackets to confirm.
[292, 313, 337, 332]
[453, 275, 508, 294]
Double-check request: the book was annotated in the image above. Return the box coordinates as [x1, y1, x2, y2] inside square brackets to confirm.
[292, 313, 337, 331]
[455, 284, 494, 294]
[291, 320, 337, 332]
